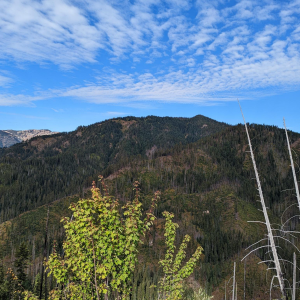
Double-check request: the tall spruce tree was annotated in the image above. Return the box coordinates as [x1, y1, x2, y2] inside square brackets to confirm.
[14, 242, 30, 289]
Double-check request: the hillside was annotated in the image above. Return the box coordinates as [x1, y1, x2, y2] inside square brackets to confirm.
[0, 129, 58, 148]
[0, 115, 228, 222]
[1, 120, 300, 299]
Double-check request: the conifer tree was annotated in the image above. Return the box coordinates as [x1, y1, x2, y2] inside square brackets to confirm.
[14, 242, 30, 289]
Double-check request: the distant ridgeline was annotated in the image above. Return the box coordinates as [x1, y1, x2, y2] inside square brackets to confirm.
[0, 129, 59, 148]
[1, 115, 300, 299]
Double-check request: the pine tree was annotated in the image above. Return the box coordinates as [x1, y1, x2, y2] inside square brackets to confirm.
[14, 242, 30, 289]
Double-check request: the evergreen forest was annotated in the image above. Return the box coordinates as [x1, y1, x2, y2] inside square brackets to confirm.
[0, 115, 300, 299]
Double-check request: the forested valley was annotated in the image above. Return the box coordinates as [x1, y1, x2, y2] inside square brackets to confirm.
[0, 115, 300, 299]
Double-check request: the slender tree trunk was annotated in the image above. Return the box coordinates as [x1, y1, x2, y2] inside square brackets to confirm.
[293, 252, 296, 300]
[104, 277, 109, 300]
[239, 102, 286, 298]
[244, 259, 246, 300]
[32, 237, 35, 278]
[40, 207, 49, 300]
[284, 118, 300, 211]
[232, 262, 236, 300]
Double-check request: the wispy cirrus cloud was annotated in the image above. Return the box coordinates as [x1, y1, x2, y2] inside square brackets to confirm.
[51, 108, 64, 113]
[0, 71, 13, 87]
[0, 93, 46, 106]
[0, 0, 300, 106]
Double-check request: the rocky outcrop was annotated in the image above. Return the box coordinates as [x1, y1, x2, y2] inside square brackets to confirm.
[0, 129, 59, 148]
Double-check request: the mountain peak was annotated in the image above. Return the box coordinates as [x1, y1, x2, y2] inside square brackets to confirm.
[0, 129, 59, 148]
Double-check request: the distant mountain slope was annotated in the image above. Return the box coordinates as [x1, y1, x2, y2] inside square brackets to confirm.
[0, 130, 20, 148]
[0, 114, 228, 222]
[0, 129, 59, 148]
[1, 121, 299, 299]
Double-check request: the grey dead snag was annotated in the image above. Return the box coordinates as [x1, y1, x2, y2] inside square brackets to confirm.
[225, 263, 236, 300]
[243, 259, 246, 300]
[283, 118, 300, 212]
[283, 119, 299, 300]
[282, 119, 300, 253]
[293, 252, 296, 300]
[232, 262, 236, 300]
[239, 101, 286, 298]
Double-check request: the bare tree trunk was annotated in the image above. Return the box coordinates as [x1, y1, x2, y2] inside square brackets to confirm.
[232, 262, 236, 300]
[293, 252, 296, 300]
[239, 102, 286, 298]
[283, 118, 300, 210]
[244, 259, 246, 300]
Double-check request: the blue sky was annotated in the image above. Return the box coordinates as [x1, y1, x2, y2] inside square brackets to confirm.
[0, 0, 300, 132]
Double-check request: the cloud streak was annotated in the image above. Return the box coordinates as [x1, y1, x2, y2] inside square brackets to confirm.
[0, 71, 13, 87]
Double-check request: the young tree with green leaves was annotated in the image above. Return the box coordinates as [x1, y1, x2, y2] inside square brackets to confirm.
[44, 176, 159, 300]
[158, 211, 203, 300]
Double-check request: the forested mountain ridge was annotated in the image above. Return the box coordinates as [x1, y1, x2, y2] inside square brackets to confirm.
[1, 119, 300, 299]
[0, 115, 228, 222]
[0, 115, 227, 160]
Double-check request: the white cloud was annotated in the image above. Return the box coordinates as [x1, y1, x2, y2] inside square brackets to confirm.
[0, 0, 103, 67]
[0, 0, 300, 106]
[104, 111, 127, 116]
[0, 73, 12, 87]
[51, 108, 64, 113]
[0, 93, 47, 106]
[53, 46, 300, 103]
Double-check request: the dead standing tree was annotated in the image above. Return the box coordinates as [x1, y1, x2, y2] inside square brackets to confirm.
[256, 119, 300, 299]
[284, 118, 300, 211]
[238, 102, 286, 299]
[283, 119, 300, 300]
[225, 262, 237, 300]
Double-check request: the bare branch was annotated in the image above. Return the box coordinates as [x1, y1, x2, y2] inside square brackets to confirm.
[247, 221, 266, 225]
[281, 231, 300, 238]
[241, 245, 271, 261]
[258, 260, 274, 265]
[281, 189, 296, 193]
[281, 203, 299, 225]
[273, 236, 300, 253]
[245, 238, 269, 250]
[282, 215, 300, 228]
